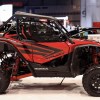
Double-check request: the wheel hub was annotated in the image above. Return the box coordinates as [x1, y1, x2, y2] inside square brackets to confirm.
[91, 74, 100, 93]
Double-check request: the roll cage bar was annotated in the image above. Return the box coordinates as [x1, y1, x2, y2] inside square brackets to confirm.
[0, 11, 74, 44]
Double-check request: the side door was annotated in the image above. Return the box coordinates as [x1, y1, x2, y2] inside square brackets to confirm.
[26, 20, 70, 77]
[33, 42, 70, 77]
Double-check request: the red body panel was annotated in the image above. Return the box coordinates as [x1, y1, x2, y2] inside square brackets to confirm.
[67, 39, 100, 52]
[33, 42, 70, 63]
[1, 35, 100, 64]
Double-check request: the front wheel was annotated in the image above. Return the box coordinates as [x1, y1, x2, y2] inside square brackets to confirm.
[0, 69, 10, 94]
[82, 67, 100, 97]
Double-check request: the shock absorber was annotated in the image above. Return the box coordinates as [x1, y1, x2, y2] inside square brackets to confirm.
[12, 55, 20, 76]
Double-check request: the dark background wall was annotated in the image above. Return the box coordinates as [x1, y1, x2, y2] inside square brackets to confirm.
[0, 0, 80, 25]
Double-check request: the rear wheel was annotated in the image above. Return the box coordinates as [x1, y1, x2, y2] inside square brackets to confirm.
[83, 67, 100, 97]
[0, 69, 10, 94]
[0, 51, 16, 94]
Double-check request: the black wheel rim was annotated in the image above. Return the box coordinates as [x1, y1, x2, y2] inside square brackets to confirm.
[90, 73, 100, 93]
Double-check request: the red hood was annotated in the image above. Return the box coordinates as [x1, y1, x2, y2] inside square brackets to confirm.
[66, 39, 100, 52]
[67, 38, 100, 47]
[74, 39, 99, 44]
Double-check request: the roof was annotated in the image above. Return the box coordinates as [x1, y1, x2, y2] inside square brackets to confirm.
[15, 11, 56, 20]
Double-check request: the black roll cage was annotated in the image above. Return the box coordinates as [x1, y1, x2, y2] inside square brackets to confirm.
[0, 11, 74, 44]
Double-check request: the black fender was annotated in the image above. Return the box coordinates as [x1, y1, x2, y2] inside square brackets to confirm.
[85, 64, 100, 75]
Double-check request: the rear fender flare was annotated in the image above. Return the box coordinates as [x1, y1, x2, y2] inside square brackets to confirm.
[0, 41, 24, 59]
[0, 41, 35, 76]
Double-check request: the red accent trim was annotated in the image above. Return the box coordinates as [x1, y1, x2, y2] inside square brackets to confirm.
[22, 26, 27, 39]
[11, 73, 32, 81]
[12, 57, 20, 75]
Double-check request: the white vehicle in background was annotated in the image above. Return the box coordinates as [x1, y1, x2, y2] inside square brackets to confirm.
[56, 16, 68, 27]
[0, 4, 13, 24]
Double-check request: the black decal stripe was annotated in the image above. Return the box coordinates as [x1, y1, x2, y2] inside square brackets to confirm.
[33, 43, 61, 53]
[16, 43, 63, 58]
[21, 50, 31, 54]
[24, 41, 61, 51]
[20, 49, 63, 58]
[21, 50, 47, 56]
[45, 51, 64, 59]
[17, 44, 53, 54]
[17, 43, 62, 53]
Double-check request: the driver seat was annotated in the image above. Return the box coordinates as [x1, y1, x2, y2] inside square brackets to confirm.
[21, 24, 32, 40]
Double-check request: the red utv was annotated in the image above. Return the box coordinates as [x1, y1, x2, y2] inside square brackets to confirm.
[0, 12, 100, 96]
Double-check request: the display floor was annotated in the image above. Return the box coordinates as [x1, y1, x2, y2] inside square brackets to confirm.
[0, 76, 99, 100]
